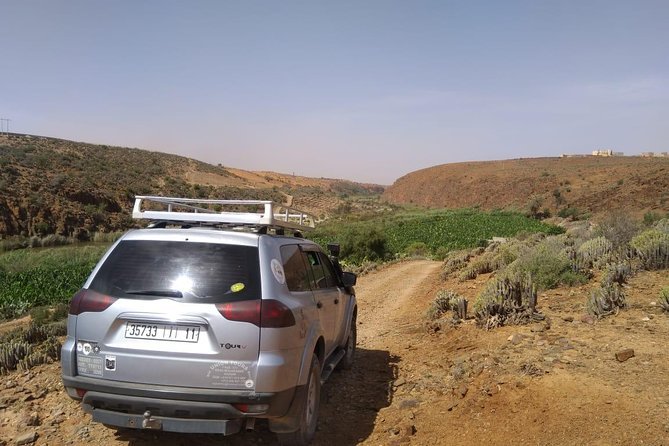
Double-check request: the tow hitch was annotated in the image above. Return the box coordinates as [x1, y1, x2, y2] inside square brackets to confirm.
[142, 411, 162, 430]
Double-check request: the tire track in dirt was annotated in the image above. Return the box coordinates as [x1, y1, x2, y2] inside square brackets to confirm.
[355, 260, 442, 345]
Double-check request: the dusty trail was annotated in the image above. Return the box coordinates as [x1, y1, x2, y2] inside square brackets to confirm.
[0, 260, 443, 446]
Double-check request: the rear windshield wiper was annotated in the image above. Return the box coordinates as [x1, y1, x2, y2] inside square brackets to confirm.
[124, 290, 184, 298]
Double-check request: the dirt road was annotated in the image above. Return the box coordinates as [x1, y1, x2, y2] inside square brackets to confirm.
[2, 259, 668, 445]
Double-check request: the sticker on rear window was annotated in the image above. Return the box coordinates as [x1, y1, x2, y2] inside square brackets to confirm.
[230, 282, 245, 293]
[271, 259, 286, 285]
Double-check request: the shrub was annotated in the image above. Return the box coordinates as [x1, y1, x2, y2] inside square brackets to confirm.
[630, 230, 669, 270]
[338, 225, 389, 264]
[558, 207, 585, 220]
[596, 211, 641, 250]
[643, 212, 663, 227]
[442, 249, 471, 276]
[506, 240, 588, 290]
[474, 272, 543, 330]
[659, 288, 669, 312]
[434, 246, 452, 261]
[404, 241, 430, 257]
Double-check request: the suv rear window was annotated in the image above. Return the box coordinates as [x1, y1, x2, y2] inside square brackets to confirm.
[89, 240, 260, 303]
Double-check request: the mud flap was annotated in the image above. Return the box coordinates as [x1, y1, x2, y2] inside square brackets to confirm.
[268, 384, 307, 433]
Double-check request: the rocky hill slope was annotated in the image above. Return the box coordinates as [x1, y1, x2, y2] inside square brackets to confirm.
[383, 156, 669, 218]
[0, 133, 383, 238]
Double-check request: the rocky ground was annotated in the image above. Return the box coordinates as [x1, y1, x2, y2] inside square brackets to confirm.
[1, 260, 668, 445]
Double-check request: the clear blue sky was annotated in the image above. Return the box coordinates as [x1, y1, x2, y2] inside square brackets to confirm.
[2, 1, 667, 184]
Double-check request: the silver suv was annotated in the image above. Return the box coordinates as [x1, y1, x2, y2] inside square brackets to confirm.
[61, 197, 357, 446]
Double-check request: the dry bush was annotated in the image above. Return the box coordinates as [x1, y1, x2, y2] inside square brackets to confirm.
[596, 211, 641, 250]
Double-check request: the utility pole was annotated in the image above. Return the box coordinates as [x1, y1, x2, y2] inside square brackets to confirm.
[0, 118, 10, 135]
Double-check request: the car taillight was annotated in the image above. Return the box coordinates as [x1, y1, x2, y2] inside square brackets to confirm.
[260, 299, 296, 328]
[217, 300, 261, 326]
[216, 299, 295, 328]
[69, 289, 117, 315]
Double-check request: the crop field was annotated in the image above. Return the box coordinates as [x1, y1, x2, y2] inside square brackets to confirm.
[312, 208, 563, 263]
[385, 209, 562, 252]
[0, 244, 107, 319]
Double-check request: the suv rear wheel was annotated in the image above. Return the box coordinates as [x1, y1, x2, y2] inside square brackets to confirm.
[277, 355, 321, 446]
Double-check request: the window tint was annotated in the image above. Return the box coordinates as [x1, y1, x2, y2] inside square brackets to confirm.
[280, 245, 311, 292]
[317, 253, 340, 288]
[89, 240, 260, 303]
[304, 250, 338, 290]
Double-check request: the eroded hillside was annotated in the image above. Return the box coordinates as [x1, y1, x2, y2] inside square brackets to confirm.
[383, 157, 669, 218]
[0, 133, 383, 238]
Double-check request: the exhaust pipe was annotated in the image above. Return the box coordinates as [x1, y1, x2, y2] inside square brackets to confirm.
[245, 417, 256, 431]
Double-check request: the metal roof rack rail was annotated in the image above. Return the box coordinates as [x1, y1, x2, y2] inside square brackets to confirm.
[132, 196, 315, 232]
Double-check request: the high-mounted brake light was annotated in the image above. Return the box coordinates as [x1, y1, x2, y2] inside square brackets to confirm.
[69, 289, 117, 315]
[216, 299, 295, 328]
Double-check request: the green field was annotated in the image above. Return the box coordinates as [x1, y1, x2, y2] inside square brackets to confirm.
[0, 244, 108, 319]
[311, 208, 563, 263]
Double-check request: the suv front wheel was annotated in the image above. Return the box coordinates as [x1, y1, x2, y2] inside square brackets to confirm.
[277, 355, 321, 446]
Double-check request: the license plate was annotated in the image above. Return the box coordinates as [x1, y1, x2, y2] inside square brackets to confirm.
[124, 322, 200, 343]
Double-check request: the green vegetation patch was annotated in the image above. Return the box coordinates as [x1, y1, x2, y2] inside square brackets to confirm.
[0, 245, 107, 319]
[312, 209, 563, 263]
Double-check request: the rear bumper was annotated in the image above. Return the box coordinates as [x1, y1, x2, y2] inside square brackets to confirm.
[63, 374, 299, 434]
[90, 407, 243, 435]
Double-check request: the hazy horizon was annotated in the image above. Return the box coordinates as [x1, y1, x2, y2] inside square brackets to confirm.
[2, 1, 667, 184]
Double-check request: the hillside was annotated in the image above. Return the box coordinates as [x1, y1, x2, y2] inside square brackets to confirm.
[383, 156, 669, 218]
[0, 133, 383, 239]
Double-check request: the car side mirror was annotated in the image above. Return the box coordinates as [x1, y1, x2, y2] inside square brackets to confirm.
[342, 271, 357, 287]
[327, 243, 341, 258]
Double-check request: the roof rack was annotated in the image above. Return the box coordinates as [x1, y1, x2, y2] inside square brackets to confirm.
[132, 196, 315, 232]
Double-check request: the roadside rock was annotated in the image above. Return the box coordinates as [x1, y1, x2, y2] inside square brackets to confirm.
[456, 384, 469, 398]
[507, 333, 524, 345]
[14, 431, 38, 446]
[581, 314, 595, 324]
[615, 349, 635, 362]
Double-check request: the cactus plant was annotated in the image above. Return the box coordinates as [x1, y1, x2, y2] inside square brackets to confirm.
[577, 236, 613, 269]
[630, 230, 669, 270]
[427, 290, 468, 321]
[0, 341, 32, 374]
[602, 261, 633, 286]
[587, 283, 626, 318]
[474, 273, 543, 329]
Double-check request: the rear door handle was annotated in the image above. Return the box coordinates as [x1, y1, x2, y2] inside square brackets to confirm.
[317, 302, 323, 309]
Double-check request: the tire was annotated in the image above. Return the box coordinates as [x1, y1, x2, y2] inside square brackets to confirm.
[340, 313, 357, 370]
[277, 356, 321, 446]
